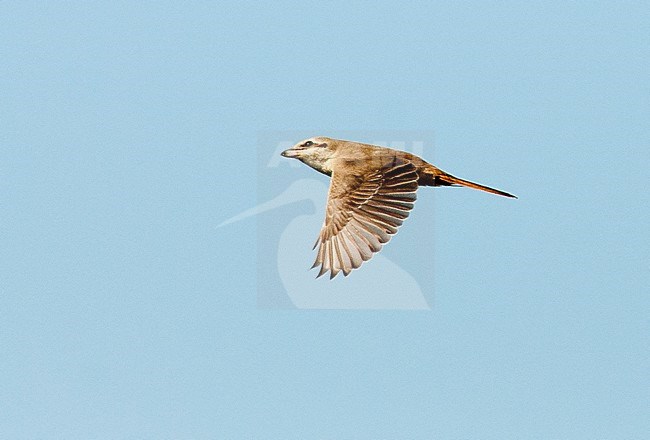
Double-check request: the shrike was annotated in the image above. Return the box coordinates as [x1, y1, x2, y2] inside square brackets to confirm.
[281, 137, 516, 279]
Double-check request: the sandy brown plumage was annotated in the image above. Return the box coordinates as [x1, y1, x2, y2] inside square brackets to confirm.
[281, 137, 516, 278]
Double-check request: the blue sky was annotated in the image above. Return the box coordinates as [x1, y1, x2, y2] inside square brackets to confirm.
[1, 1, 648, 438]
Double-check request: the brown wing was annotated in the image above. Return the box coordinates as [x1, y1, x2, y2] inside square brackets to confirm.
[312, 158, 419, 279]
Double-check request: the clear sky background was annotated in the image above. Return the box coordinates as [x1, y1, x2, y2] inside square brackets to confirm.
[1, 1, 648, 438]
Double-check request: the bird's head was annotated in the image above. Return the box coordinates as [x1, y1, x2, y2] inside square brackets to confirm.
[281, 136, 337, 175]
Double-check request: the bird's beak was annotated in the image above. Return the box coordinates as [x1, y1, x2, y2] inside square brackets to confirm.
[280, 148, 299, 158]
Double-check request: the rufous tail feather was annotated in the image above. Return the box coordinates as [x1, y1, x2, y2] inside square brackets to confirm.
[437, 173, 517, 198]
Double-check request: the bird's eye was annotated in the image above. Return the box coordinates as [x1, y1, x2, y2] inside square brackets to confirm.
[303, 141, 314, 147]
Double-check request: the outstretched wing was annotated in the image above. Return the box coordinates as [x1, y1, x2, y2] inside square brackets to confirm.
[312, 157, 419, 279]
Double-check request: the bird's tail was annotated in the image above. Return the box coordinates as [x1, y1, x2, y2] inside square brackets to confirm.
[434, 172, 517, 198]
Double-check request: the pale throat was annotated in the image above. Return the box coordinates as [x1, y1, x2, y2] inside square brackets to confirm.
[301, 150, 335, 175]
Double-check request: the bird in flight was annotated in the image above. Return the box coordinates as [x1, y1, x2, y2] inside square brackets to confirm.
[281, 137, 516, 279]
